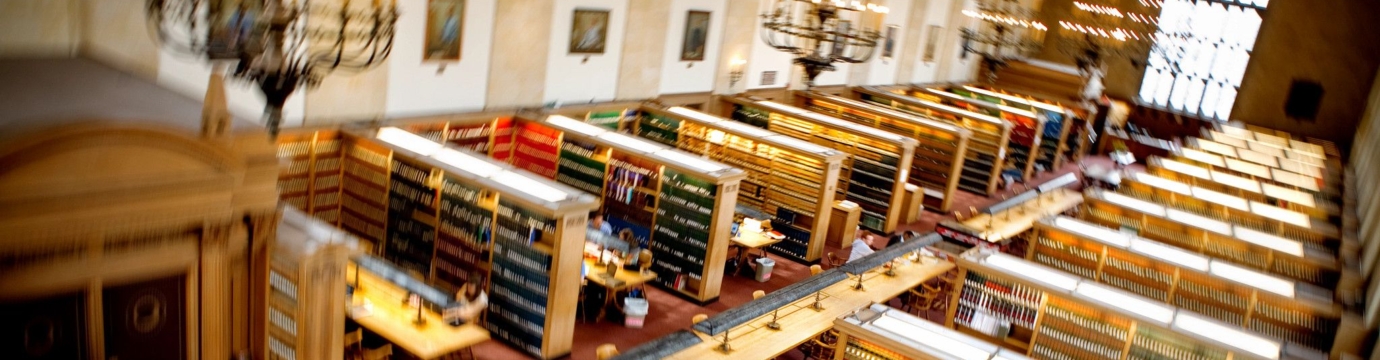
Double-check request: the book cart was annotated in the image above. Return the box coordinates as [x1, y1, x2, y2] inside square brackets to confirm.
[853, 86, 1013, 195]
[537, 114, 746, 304]
[774, 92, 974, 213]
[946, 250, 1327, 360]
[1028, 216, 1358, 354]
[630, 104, 844, 263]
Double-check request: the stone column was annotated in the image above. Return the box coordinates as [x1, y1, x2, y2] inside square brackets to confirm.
[486, 0, 555, 109]
[712, 0, 759, 96]
[200, 222, 233, 360]
[615, 0, 671, 100]
[894, 0, 930, 85]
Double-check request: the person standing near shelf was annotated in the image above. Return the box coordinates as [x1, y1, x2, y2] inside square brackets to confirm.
[848, 229, 877, 263]
[590, 210, 613, 236]
[446, 279, 488, 326]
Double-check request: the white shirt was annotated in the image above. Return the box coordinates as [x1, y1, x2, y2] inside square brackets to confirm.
[848, 238, 874, 263]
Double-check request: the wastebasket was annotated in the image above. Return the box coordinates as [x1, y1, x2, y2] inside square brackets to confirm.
[754, 257, 775, 282]
[623, 297, 649, 328]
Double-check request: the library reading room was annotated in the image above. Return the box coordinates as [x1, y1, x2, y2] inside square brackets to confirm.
[4, 0, 1380, 359]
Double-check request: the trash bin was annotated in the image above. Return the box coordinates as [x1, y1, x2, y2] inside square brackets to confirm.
[754, 257, 775, 282]
[623, 297, 649, 328]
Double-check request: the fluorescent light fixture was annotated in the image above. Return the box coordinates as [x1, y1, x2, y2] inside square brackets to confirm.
[1288, 140, 1325, 158]
[668, 107, 725, 124]
[1237, 149, 1279, 168]
[1165, 209, 1232, 235]
[1191, 187, 1249, 210]
[715, 120, 777, 138]
[985, 253, 1080, 290]
[1181, 149, 1225, 167]
[1196, 139, 1238, 157]
[432, 148, 502, 178]
[1134, 173, 1192, 195]
[1247, 142, 1284, 158]
[872, 316, 994, 360]
[1232, 227, 1304, 256]
[1101, 192, 1167, 216]
[546, 115, 607, 136]
[1250, 202, 1311, 228]
[1159, 158, 1211, 179]
[1225, 158, 1271, 178]
[1075, 282, 1175, 324]
[1260, 183, 1316, 207]
[1210, 261, 1295, 297]
[1174, 313, 1281, 360]
[654, 149, 728, 172]
[1255, 133, 1288, 147]
[376, 127, 443, 155]
[1269, 169, 1320, 191]
[597, 132, 664, 153]
[917, 100, 1003, 124]
[796, 111, 909, 142]
[1211, 132, 1249, 148]
[1130, 239, 1209, 271]
[1054, 217, 1130, 247]
[1219, 125, 1252, 139]
[753, 100, 799, 114]
[766, 134, 834, 154]
[492, 171, 569, 202]
[1208, 171, 1261, 193]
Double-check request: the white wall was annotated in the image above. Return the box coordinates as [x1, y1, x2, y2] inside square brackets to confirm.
[157, 53, 306, 127]
[911, 0, 955, 84]
[0, 0, 79, 58]
[943, 0, 980, 82]
[658, 0, 727, 94]
[544, 0, 629, 105]
[865, 0, 913, 85]
[385, 0, 496, 117]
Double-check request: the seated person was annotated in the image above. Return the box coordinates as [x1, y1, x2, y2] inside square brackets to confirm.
[619, 229, 643, 270]
[590, 210, 613, 236]
[848, 230, 877, 263]
[885, 233, 905, 248]
[446, 279, 488, 326]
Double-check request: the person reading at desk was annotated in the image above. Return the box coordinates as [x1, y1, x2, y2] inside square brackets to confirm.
[590, 210, 613, 236]
[848, 230, 877, 263]
[446, 279, 488, 326]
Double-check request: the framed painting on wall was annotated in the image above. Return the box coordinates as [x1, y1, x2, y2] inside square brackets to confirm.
[424, 0, 465, 61]
[881, 25, 899, 60]
[681, 10, 711, 61]
[570, 9, 611, 54]
[208, 0, 263, 59]
[923, 25, 943, 63]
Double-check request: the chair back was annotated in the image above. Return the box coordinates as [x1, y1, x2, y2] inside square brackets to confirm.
[752, 290, 766, 299]
[692, 314, 708, 324]
[362, 344, 392, 360]
[595, 344, 620, 360]
[809, 264, 823, 275]
[639, 251, 653, 273]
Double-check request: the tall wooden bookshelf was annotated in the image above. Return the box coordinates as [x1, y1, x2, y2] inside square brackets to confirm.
[923, 86, 1079, 175]
[1080, 189, 1342, 291]
[630, 105, 845, 263]
[948, 250, 1327, 360]
[1145, 156, 1339, 221]
[1171, 146, 1327, 197]
[1118, 172, 1341, 254]
[270, 208, 361, 360]
[539, 115, 746, 304]
[276, 129, 345, 226]
[854, 86, 1013, 195]
[912, 87, 1050, 181]
[716, 96, 924, 232]
[1029, 216, 1352, 353]
[760, 92, 972, 213]
[957, 84, 1094, 168]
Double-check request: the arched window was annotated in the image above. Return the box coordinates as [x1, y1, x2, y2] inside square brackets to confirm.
[1139, 0, 1265, 120]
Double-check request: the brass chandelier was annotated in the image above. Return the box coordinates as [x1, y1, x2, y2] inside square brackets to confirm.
[760, 0, 889, 87]
[959, 0, 1047, 83]
[147, 0, 399, 137]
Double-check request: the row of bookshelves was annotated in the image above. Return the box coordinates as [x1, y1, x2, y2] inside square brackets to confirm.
[854, 87, 1007, 195]
[915, 87, 1048, 181]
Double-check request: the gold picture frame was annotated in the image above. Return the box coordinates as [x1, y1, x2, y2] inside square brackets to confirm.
[570, 9, 611, 54]
[424, 0, 465, 61]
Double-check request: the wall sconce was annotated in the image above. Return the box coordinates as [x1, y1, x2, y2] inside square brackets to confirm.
[728, 58, 747, 87]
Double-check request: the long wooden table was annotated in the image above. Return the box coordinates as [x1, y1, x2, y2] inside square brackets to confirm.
[348, 270, 490, 360]
[960, 188, 1083, 242]
[665, 257, 955, 360]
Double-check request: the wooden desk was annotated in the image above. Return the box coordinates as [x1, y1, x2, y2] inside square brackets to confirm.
[349, 287, 490, 359]
[730, 232, 783, 276]
[961, 188, 1083, 242]
[584, 258, 657, 321]
[664, 259, 955, 360]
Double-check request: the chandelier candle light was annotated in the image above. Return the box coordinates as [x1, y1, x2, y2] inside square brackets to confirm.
[148, 0, 400, 137]
[959, 0, 1047, 83]
[760, 0, 889, 87]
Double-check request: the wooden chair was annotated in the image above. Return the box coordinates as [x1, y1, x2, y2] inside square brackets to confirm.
[632, 251, 654, 295]
[344, 328, 363, 359]
[752, 290, 766, 300]
[692, 314, 708, 325]
[595, 344, 620, 360]
[809, 264, 823, 275]
[362, 344, 392, 360]
[823, 252, 844, 269]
